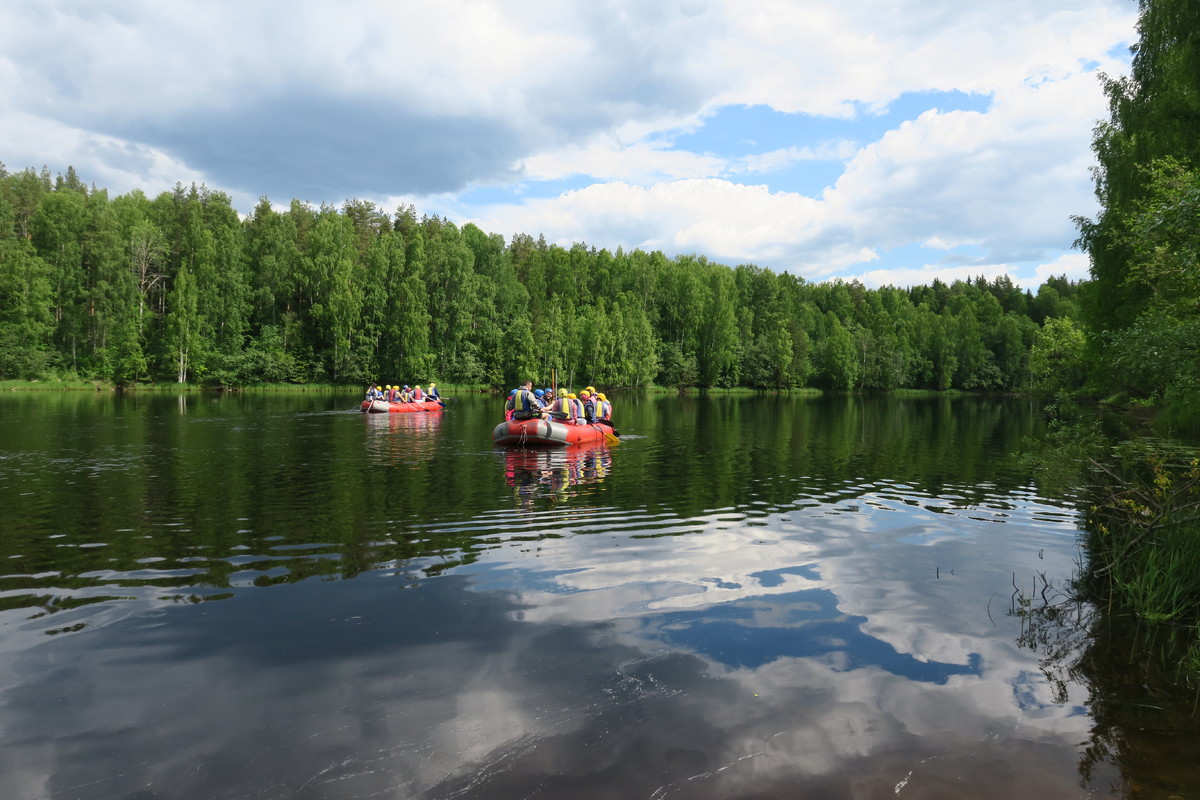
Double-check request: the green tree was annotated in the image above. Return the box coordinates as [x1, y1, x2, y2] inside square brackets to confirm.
[1029, 316, 1087, 394]
[1076, 0, 1200, 339]
[1102, 158, 1200, 402]
[165, 263, 199, 383]
[30, 189, 88, 373]
[697, 267, 740, 386]
[305, 209, 367, 382]
[814, 313, 859, 390]
[244, 197, 301, 329]
[0, 238, 55, 377]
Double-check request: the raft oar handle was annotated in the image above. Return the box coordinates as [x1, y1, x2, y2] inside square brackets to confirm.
[594, 419, 620, 436]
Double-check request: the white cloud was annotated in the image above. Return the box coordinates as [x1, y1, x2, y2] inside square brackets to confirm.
[0, 0, 1136, 285]
[736, 141, 860, 174]
[1034, 252, 1092, 284]
[468, 178, 833, 266]
[520, 137, 726, 183]
[848, 251, 1093, 292]
[0, 108, 206, 195]
[464, 66, 1114, 279]
[852, 264, 1013, 291]
[466, 40, 1125, 281]
[706, 0, 1134, 114]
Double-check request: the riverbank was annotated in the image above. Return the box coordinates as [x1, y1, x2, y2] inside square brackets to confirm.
[1025, 412, 1200, 687]
[0, 379, 960, 398]
[0, 380, 493, 394]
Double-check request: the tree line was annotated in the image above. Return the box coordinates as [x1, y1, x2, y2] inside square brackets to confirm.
[1, 164, 1084, 391]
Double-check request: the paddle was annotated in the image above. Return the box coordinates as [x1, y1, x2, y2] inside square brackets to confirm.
[594, 418, 620, 436]
[587, 418, 620, 444]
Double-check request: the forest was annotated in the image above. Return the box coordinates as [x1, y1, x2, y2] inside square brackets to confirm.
[0, 165, 1086, 393]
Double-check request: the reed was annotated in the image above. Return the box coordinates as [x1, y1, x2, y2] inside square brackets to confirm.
[1082, 442, 1200, 682]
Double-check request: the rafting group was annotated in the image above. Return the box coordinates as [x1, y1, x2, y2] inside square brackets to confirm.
[360, 382, 445, 413]
[493, 380, 618, 447]
[504, 382, 612, 425]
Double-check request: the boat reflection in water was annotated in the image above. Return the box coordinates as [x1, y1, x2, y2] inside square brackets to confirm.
[363, 406, 443, 462]
[502, 442, 612, 507]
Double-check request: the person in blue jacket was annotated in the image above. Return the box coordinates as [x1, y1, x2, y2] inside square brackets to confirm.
[507, 381, 543, 421]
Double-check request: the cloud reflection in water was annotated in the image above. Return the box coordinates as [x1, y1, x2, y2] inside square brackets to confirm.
[0, 457, 1107, 798]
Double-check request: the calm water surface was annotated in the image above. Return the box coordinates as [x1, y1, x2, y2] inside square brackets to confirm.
[0, 391, 1182, 798]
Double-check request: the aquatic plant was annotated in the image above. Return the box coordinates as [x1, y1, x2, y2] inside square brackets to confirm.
[1084, 442, 1200, 633]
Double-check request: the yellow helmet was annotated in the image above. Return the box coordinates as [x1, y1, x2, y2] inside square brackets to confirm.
[585, 386, 596, 393]
[568, 393, 577, 399]
[597, 393, 606, 401]
[558, 388, 568, 398]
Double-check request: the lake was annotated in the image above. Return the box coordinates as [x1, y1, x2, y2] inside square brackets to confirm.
[0, 391, 1191, 798]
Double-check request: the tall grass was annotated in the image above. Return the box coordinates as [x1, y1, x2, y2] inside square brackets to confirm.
[0, 378, 111, 391]
[1081, 442, 1200, 683]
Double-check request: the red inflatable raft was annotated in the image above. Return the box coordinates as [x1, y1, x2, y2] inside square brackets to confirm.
[360, 399, 444, 413]
[492, 417, 615, 447]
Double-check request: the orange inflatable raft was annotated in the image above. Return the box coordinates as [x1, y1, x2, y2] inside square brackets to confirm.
[492, 417, 615, 447]
[360, 399, 444, 413]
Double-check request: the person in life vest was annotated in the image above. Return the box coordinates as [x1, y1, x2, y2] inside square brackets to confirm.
[583, 386, 604, 421]
[546, 388, 572, 421]
[595, 392, 612, 421]
[566, 393, 585, 424]
[412, 383, 425, 401]
[427, 383, 440, 400]
[579, 390, 597, 423]
[504, 388, 517, 421]
[508, 380, 542, 420]
[398, 384, 413, 402]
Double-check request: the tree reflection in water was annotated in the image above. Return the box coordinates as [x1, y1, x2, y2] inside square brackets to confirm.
[1013, 576, 1200, 795]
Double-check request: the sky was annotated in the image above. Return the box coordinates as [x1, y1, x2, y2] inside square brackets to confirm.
[0, 0, 1138, 289]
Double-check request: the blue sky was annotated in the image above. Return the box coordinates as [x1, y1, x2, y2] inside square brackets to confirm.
[0, 0, 1137, 288]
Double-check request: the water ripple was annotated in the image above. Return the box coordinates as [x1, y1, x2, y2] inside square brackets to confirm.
[0, 462, 1081, 642]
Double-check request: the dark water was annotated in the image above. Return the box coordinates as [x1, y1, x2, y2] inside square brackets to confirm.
[0, 391, 1188, 798]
